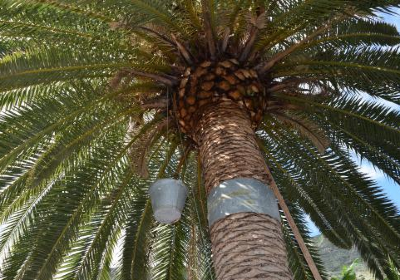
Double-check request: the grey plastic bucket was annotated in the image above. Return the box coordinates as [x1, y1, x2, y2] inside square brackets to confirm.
[149, 179, 188, 224]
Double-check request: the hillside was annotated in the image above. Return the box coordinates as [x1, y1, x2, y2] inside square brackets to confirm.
[312, 235, 374, 280]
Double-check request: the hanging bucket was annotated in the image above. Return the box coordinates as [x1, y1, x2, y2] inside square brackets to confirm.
[149, 179, 188, 224]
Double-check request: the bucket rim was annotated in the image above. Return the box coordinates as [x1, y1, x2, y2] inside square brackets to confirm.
[149, 178, 187, 195]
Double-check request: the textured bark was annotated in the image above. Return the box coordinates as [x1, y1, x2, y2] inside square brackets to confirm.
[197, 100, 292, 280]
[211, 213, 291, 280]
[196, 101, 269, 195]
[174, 60, 265, 135]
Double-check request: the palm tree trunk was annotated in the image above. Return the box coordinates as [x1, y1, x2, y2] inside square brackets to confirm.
[196, 100, 292, 280]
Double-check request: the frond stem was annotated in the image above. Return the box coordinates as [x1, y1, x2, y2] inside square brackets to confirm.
[127, 69, 178, 86]
[258, 24, 333, 74]
[201, 0, 216, 59]
[259, 141, 323, 280]
[276, 94, 400, 136]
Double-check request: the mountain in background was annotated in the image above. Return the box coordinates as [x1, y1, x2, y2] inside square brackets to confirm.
[312, 235, 374, 280]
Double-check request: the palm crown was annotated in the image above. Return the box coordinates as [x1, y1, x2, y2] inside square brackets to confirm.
[0, 1, 400, 280]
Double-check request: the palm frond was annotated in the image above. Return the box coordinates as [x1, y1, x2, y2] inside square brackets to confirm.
[0, 83, 128, 173]
[281, 203, 327, 280]
[259, 121, 400, 277]
[272, 112, 330, 153]
[275, 47, 400, 104]
[277, 94, 400, 154]
[2, 0, 114, 23]
[73, 168, 135, 280]
[304, 19, 400, 48]
[0, 126, 128, 279]
[259, 131, 353, 249]
[311, 113, 400, 186]
[1, 1, 400, 279]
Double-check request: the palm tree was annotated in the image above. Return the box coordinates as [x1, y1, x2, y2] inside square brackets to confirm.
[0, 0, 400, 279]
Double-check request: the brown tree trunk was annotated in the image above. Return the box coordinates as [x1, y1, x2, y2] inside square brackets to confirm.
[196, 100, 292, 280]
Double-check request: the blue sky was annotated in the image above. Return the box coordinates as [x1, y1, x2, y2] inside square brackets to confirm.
[381, 8, 400, 26]
[308, 9, 400, 236]
[364, 9, 400, 206]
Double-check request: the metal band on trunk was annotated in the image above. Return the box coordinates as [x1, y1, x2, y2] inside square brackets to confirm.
[207, 178, 280, 227]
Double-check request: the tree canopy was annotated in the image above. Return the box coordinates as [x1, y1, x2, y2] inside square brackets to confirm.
[0, 1, 400, 280]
